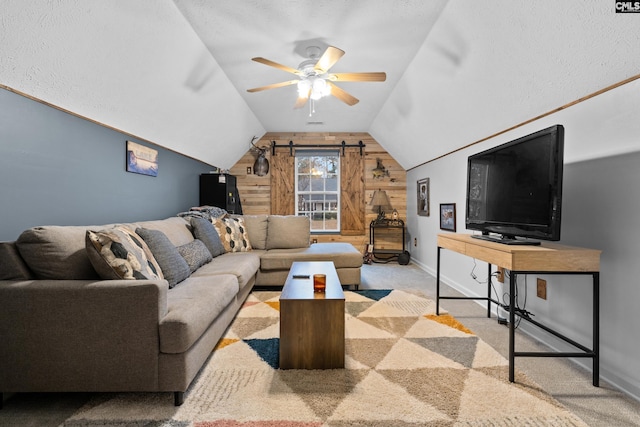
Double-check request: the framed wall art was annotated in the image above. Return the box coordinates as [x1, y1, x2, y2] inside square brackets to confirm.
[126, 141, 158, 177]
[417, 178, 430, 216]
[439, 203, 456, 231]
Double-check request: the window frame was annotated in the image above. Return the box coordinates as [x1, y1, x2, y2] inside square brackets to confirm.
[294, 150, 341, 233]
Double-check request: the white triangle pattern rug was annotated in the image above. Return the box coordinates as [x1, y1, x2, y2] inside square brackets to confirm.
[63, 290, 588, 426]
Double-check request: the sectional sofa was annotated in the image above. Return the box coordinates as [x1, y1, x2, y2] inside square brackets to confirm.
[0, 213, 362, 406]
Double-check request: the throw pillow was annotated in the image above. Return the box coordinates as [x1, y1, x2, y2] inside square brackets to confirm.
[212, 217, 252, 253]
[86, 226, 163, 281]
[231, 214, 268, 250]
[266, 215, 310, 249]
[135, 228, 191, 288]
[190, 217, 226, 257]
[177, 239, 212, 273]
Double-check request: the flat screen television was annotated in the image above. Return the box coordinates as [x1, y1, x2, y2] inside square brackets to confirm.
[465, 124, 564, 245]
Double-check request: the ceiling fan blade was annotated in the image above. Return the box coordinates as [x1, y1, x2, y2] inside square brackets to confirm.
[314, 46, 345, 74]
[328, 82, 359, 106]
[294, 94, 309, 109]
[329, 72, 387, 82]
[247, 80, 299, 93]
[251, 57, 301, 75]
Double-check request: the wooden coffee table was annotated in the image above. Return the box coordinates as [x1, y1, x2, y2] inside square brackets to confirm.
[279, 261, 345, 369]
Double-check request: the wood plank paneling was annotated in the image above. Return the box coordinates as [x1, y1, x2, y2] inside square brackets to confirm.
[270, 150, 295, 215]
[340, 148, 365, 235]
[230, 132, 407, 253]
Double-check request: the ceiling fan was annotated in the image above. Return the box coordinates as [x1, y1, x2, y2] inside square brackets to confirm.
[247, 45, 386, 109]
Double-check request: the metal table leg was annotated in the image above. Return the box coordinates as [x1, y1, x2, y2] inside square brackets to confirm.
[509, 272, 516, 382]
[436, 246, 441, 315]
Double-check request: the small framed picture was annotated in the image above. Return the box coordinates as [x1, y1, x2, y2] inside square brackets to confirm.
[126, 141, 158, 177]
[439, 203, 456, 232]
[417, 178, 430, 216]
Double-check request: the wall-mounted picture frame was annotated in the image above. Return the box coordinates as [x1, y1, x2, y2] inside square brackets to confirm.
[417, 178, 430, 216]
[440, 203, 456, 231]
[126, 141, 158, 177]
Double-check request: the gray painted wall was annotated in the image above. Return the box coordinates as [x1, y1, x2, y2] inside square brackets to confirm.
[406, 79, 640, 400]
[0, 88, 214, 241]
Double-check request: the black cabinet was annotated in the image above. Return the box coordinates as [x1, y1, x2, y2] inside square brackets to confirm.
[199, 174, 242, 214]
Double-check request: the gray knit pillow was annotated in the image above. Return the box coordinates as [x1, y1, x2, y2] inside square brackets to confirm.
[135, 228, 190, 288]
[177, 239, 212, 273]
[190, 217, 226, 257]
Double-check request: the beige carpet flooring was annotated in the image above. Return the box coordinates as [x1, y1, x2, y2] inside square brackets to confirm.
[1, 262, 639, 426]
[13, 290, 591, 426]
[361, 262, 640, 427]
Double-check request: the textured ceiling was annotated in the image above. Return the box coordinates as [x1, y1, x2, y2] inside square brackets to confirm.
[1, 1, 639, 170]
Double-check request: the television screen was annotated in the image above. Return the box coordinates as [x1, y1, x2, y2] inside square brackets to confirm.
[465, 124, 564, 244]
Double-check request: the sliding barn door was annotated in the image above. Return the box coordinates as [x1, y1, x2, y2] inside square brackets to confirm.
[270, 151, 295, 215]
[340, 148, 365, 235]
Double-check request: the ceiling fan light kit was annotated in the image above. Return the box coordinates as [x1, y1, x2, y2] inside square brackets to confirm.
[247, 45, 386, 113]
[296, 77, 331, 100]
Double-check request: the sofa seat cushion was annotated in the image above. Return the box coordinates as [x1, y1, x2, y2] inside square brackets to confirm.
[160, 274, 238, 354]
[260, 243, 363, 271]
[191, 251, 261, 291]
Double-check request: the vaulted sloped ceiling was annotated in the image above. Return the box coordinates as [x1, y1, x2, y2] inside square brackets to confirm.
[1, 0, 639, 170]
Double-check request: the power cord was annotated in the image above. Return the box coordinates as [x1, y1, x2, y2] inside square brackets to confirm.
[499, 270, 530, 329]
[470, 259, 504, 323]
[468, 260, 532, 330]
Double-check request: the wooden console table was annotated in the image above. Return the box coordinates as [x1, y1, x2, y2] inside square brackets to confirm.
[436, 233, 601, 386]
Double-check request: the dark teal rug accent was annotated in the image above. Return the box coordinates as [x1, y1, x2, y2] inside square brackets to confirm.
[245, 338, 279, 369]
[353, 289, 393, 301]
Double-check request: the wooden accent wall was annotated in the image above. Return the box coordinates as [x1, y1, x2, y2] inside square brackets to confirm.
[229, 132, 407, 253]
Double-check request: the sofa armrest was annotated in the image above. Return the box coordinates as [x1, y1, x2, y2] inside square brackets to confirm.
[0, 279, 168, 391]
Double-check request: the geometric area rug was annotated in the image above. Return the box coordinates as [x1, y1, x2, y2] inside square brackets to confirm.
[63, 290, 589, 426]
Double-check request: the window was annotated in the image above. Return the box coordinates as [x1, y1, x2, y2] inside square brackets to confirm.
[295, 151, 340, 232]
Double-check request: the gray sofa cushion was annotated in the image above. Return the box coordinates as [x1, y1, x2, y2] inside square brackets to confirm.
[134, 217, 194, 247]
[266, 215, 310, 249]
[87, 227, 164, 281]
[191, 251, 261, 291]
[136, 228, 190, 288]
[190, 217, 226, 257]
[159, 274, 239, 354]
[177, 239, 212, 273]
[0, 242, 34, 280]
[260, 242, 363, 271]
[16, 225, 103, 280]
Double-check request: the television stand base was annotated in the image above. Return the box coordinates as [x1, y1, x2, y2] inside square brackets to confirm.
[471, 234, 541, 246]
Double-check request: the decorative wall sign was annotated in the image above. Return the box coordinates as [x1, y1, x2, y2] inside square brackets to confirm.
[126, 141, 158, 177]
[440, 203, 456, 231]
[372, 158, 390, 179]
[417, 178, 430, 216]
